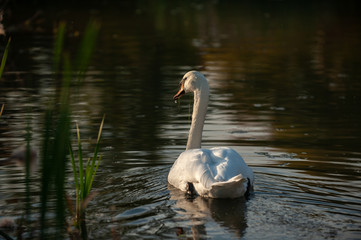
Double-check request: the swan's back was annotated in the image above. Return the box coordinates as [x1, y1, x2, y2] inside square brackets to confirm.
[168, 147, 254, 198]
[211, 147, 253, 181]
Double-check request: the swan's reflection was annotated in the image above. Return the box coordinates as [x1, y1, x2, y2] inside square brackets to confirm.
[169, 185, 248, 239]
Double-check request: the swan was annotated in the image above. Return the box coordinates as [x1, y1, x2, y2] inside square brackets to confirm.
[168, 71, 254, 199]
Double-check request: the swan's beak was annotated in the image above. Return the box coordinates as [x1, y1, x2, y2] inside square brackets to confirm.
[173, 84, 185, 100]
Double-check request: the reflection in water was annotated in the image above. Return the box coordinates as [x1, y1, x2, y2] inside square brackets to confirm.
[0, 145, 38, 172]
[169, 185, 247, 239]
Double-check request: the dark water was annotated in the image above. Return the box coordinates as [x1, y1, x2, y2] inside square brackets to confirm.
[1, 1, 361, 239]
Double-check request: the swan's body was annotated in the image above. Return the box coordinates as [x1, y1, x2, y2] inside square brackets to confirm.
[168, 71, 254, 198]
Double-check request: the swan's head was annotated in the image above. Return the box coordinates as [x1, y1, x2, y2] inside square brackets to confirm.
[173, 71, 208, 100]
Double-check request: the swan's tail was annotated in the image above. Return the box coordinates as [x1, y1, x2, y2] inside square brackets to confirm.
[208, 174, 250, 198]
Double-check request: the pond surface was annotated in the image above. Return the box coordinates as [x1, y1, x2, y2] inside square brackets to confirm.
[1, 1, 361, 239]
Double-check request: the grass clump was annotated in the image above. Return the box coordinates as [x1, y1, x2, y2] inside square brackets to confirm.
[0, 20, 101, 240]
[68, 115, 105, 239]
[38, 20, 100, 239]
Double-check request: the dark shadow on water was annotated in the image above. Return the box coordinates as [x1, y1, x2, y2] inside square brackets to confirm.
[168, 184, 248, 239]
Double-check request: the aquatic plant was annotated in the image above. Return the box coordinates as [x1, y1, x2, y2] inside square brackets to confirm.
[0, 104, 3, 118]
[0, 37, 10, 78]
[0, 19, 100, 239]
[75, 21, 100, 81]
[53, 22, 66, 73]
[37, 22, 73, 239]
[38, 20, 100, 239]
[0, 37, 9, 119]
[68, 115, 105, 239]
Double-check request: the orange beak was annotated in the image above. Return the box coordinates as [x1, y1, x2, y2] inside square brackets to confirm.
[173, 83, 185, 100]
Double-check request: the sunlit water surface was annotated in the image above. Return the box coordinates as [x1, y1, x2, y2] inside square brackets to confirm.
[0, 2, 361, 239]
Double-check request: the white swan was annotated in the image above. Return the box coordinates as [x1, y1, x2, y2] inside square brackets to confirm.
[168, 71, 254, 198]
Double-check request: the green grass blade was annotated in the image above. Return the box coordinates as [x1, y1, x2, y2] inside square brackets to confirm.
[53, 111, 70, 234]
[85, 160, 95, 197]
[88, 155, 101, 196]
[60, 53, 71, 107]
[40, 109, 53, 238]
[0, 37, 10, 79]
[84, 158, 92, 196]
[75, 21, 100, 81]
[76, 123, 85, 200]
[69, 144, 79, 206]
[97, 115, 105, 144]
[53, 22, 66, 73]
[85, 115, 105, 196]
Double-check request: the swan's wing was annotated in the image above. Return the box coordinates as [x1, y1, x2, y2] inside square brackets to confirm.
[168, 149, 214, 191]
[210, 147, 254, 183]
[209, 174, 247, 198]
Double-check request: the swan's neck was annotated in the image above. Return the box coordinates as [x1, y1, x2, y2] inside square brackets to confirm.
[186, 85, 209, 150]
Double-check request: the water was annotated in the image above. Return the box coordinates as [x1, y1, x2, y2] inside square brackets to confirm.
[1, 1, 361, 239]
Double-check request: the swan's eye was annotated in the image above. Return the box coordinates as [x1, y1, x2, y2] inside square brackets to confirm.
[180, 77, 187, 86]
